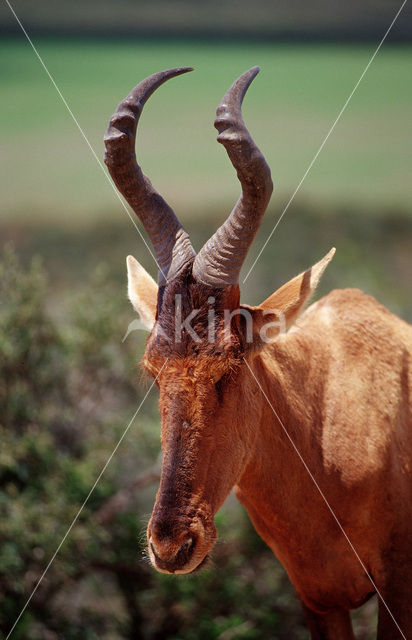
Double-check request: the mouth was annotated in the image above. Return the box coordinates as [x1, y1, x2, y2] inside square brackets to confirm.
[159, 552, 210, 575]
[148, 536, 212, 575]
[187, 553, 210, 573]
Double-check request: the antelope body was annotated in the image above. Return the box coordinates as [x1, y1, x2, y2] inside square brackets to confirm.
[105, 68, 412, 639]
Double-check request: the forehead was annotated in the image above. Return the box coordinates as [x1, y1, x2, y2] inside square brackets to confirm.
[143, 271, 244, 366]
[143, 316, 245, 383]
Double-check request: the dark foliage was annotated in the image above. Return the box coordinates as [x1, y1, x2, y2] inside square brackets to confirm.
[0, 246, 315, 640]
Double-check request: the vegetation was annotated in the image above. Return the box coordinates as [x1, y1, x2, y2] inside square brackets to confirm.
[0, 247, 310, 639]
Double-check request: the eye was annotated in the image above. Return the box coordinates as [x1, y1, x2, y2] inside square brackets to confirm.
[142, 356, 164, 381]
[143, 362, 157, 377]
[215, 377, 224, 403]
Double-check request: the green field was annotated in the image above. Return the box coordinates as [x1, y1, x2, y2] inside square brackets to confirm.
[1, 38, 412, 224]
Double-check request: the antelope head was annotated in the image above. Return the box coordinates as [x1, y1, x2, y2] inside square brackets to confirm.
[104, 67, 334, 574]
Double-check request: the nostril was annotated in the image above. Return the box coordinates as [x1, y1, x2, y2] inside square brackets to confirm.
[148, 535, 163, 562]
[185, 537, 193, 548]
[180, 537, 193, 553]
[175, 535, 195, 564]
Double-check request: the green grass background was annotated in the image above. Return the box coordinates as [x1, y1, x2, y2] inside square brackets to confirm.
[1, 38, 411, 318]
[1, 39, 412, 224]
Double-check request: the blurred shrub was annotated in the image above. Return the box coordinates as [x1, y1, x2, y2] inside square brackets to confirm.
[0, 246, 377, 639]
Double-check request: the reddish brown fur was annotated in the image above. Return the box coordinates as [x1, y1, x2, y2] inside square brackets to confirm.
[144, 269, 412, 639]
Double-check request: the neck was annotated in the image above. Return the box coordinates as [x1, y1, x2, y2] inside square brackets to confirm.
[236, 332, 329, 534]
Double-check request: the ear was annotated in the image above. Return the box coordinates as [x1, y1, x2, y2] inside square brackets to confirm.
[260, 247, 336, 326]
[242, 248, 336, 343]
[126, 255, 158, 331]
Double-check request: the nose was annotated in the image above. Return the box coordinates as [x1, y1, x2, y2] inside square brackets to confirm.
[148, 527, 196, 573]
[150, 534, 195, 571]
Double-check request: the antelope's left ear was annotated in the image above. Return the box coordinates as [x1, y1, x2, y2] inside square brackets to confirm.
[242, 248, 336, 343]
[126, 256, 158, 330]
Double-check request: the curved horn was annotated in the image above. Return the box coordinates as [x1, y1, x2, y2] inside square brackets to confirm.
[192, 67, 273, 288]
[104, 68, 195, 286]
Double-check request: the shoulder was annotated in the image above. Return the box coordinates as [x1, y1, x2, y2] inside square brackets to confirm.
[302, 288, 392, 324]
[295, 288, 412, 348]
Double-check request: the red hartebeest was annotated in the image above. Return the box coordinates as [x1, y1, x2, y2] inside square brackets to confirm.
[104, 67, 412, 639]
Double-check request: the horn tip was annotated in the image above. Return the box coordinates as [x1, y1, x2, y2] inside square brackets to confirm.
[175, 66, 194, 74]
[229, 66, 261, 101]
[244, 66, 260, 81]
